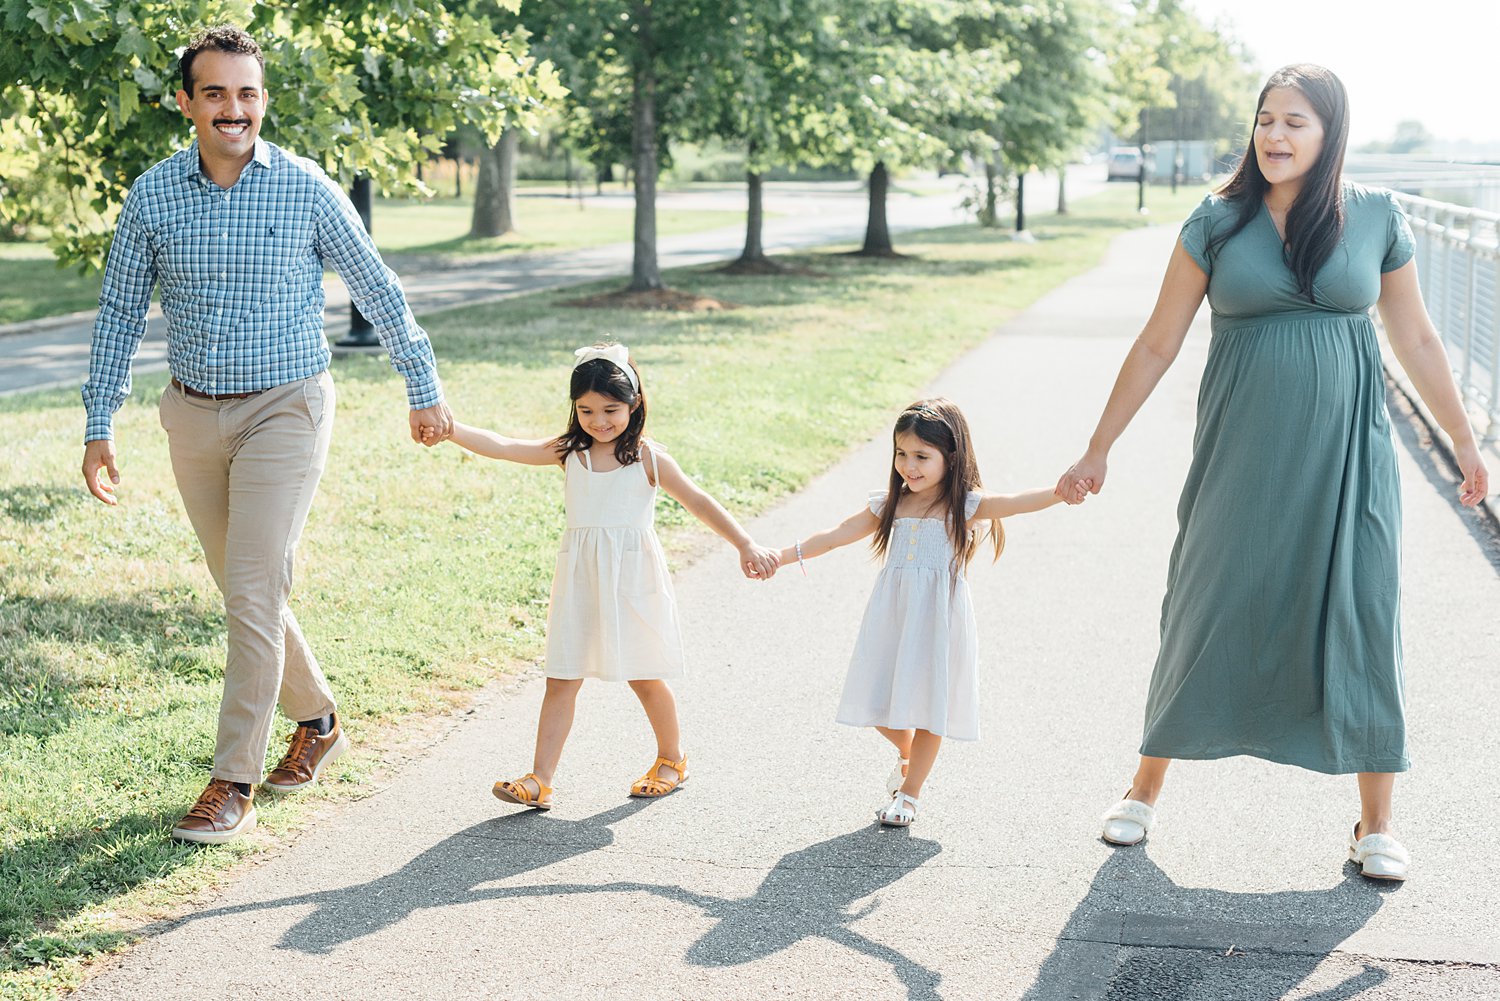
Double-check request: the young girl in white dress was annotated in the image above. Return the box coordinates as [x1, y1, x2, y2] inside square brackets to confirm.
[779, 398, 1077, 826]
[427, 344, 780, 810]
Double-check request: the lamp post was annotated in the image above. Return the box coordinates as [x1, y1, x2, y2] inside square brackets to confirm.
[336, 177, 379, 348]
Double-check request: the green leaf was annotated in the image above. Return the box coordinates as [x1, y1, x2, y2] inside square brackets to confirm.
[118, 80, 139, 126]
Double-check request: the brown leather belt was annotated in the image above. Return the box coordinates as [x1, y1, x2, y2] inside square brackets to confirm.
[172, 377, 264, 401]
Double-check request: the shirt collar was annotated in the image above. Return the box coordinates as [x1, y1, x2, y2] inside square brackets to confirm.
[185, 137, 273, 185]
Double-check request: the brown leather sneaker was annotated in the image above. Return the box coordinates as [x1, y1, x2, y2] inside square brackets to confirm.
[171, 779, 257, 845]
[263, 713, 348, 794]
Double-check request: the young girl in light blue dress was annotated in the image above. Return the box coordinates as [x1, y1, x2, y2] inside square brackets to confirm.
[780, 398, 1077, 826]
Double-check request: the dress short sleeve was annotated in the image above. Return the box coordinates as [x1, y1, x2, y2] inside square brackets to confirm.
[1381, 193, 1416, 273]
[964, 491, 982, 521]
[867, 489, 890, 516]
[1179, 195, 1217, 276]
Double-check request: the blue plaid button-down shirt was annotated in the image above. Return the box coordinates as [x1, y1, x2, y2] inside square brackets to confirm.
[83, 138, 443, 441]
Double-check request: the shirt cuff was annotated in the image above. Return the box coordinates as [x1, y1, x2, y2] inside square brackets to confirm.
[405, 377, 444, 411]
[84, 416, 115, 443]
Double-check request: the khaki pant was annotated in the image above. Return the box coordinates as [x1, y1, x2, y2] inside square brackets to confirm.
[160, 371, 337, 783]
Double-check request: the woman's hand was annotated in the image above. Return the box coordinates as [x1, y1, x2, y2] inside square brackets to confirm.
[1455, 441, 1490, 508]
[1056, 448, 1107, 504]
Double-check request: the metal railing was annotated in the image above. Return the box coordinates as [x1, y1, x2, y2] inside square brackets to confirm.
[1389, 192, 1500, 444]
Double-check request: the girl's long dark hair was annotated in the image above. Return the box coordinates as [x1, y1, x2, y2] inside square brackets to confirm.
[552, 347, 646, 466]
[1209, 64, 1350, 303]
[871, 398, 1002, 577]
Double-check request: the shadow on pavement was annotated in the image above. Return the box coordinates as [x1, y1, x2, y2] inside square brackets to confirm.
[1021, 848, 1397, 1001]
[607, 824, 944, 1000]
[164, 809, 942, 997]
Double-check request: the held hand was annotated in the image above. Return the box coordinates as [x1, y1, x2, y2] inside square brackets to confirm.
[411, 403, 454, 446]
[739, 543, 781, 580]
[1056, 449, 1107, 505]
[82, 439, 120, 506]
[1455, 442, 1489, 507]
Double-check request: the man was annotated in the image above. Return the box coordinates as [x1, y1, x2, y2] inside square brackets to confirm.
[81, 25, 453, 844]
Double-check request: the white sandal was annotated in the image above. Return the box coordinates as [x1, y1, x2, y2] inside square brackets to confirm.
[877, 791, 919, 827]
[886, 757, 910, 797]
[1100, 792, 1155, 846]
[1348, 824, 1410, 881]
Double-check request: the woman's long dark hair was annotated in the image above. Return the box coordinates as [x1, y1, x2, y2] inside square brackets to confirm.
[871, 398, 1002, 578]
[552, 347, 647, 466]
[1209, 64, 1351, 303]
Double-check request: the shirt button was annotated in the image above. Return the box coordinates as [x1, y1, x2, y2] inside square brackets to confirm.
[906, 554, 915, 561]
[220, 272, 227, 279]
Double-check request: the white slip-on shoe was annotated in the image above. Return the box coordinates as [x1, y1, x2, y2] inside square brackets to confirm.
[1349, 824, 1410, 881]
[1100, 794, 1155, 846]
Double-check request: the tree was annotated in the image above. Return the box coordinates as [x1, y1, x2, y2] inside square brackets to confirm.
[497, 1, 743, 295]
[0, 0, 562, 268]
[985, 1, 1110, 231]
[470, 127, 520, 238]
[1117, 1, 1256, 154]
[687, 0, 847, 271]
[830, 0, 1013, 256]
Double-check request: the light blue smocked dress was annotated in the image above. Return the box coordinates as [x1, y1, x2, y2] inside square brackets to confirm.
[837, 490, 983, 740]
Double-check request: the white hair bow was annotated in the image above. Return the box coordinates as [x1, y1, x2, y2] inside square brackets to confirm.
[573, 343, 639, 394]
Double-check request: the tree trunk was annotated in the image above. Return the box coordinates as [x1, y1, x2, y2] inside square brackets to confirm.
[1014, 171, 1027, 233]
[739, 170, 765, 261]
[628, 1, 662, 291]
[469, 127, 518, 238]
[981, 160, 998, 227]
[858, 161, 894, 256]
[1056, 166, 1068, 215]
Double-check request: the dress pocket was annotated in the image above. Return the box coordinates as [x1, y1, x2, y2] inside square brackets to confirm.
[618, 546, 678, 638]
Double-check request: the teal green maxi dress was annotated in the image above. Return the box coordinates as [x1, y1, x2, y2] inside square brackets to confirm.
[1140, 182, 1417, 775]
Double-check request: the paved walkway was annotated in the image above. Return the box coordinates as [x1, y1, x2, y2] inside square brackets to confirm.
[70, 224, 1500, 1000]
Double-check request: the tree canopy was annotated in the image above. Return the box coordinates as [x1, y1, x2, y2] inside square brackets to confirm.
[0, 0, 561, 267]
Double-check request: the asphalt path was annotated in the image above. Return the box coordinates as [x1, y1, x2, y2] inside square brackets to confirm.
[68, 223, 1500, 1000]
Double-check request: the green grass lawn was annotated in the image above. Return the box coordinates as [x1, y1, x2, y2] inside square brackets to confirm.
[371, 195, 746, 263]
[0, 245, 106, 326]
[0, 196, 744, 325]
[0, 183, 1207, 998]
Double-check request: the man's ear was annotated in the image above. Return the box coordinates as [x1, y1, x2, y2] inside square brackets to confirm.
[175, 89, 192, 117]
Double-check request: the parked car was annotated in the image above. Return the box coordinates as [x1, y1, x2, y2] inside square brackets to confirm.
[1106, 147, 1143, 181]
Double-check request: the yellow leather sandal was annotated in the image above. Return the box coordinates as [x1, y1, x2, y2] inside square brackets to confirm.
[492, 772, 554, 810]
[629, 754, 688, 798]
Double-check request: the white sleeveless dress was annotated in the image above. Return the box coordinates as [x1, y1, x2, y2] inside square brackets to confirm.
[835, 490, 982, 740]
[544, 443, 685, 681]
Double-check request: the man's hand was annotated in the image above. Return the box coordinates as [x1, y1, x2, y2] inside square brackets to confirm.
[410, 403, 454, 446]
[82, 439, 120, 505]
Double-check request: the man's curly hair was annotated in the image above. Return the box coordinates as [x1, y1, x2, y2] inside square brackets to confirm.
[180, 25, 264, 96]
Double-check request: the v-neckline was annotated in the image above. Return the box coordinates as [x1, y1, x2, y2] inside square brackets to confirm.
[1260, 199, 1289, 247]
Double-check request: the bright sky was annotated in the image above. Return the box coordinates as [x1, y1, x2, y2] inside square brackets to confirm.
[1185, 0, 1500, 148]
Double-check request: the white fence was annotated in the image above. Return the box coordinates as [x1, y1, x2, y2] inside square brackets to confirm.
[1390, 192, 1500, 444]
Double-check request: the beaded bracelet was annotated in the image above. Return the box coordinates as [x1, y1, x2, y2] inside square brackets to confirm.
[794, 540, 808, 577]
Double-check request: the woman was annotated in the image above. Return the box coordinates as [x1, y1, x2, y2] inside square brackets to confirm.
[1056, 64, 1489, 881]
